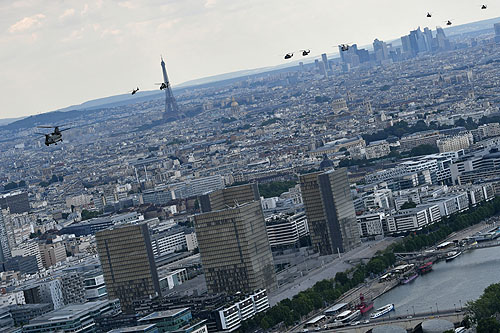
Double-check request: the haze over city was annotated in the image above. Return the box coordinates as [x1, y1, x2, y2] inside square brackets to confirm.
[3, 1, 500, 333]
[2, 0, 500, 119]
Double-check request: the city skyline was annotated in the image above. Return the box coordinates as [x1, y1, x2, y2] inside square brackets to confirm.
[2, 0, 500, 119]
[2, 24, 500, 329]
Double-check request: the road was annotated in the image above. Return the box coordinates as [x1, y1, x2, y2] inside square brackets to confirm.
[317, 309, 465, 332]
[444, 217, 498, 243]
[269, 238, 397, 306]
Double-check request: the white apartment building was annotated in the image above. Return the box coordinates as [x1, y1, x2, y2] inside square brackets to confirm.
[185, 231, 198, 251]
[388, 204, 441, 233]
[0, 291, 25, 308]
[357, 212, 385, 237]
[150, 227, 187, 257]
[426, 193, 469, 217]
[216, 289, 270, 332]
[265, 212, 309, 247]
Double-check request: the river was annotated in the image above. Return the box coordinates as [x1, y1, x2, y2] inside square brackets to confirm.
[372, 246, 500, 316]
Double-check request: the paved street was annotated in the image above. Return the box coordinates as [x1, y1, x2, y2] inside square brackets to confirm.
[269, 238, 397, 306]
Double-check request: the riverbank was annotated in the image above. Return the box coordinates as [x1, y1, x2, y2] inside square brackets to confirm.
[286, 216, 500, 333]
[268, 201, 500, 333]
[373, 245, 500, 315]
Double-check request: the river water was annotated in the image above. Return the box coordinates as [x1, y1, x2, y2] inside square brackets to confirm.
[372, 246, 500, 316]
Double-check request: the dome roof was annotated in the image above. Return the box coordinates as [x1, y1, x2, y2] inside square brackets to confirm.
[231, 97, 239, 107]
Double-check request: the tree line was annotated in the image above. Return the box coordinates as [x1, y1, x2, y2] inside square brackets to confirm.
[362, 115, 500, 144]
[3, 180, 26, 191]
[467, 283, 500, 332]
[258, 181, 297, 198]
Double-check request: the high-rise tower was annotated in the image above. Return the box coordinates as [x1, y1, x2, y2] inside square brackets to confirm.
[195, 184, 276, 294]
[300, 168, 360, 255]
[0, 210, 11, 262]
[495, 23, 500, 43]
[96, 223, 160, 313]
[160, 56, 181, 121]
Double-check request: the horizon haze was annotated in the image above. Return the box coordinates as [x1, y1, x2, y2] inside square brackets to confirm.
[2, 0, 500, 119]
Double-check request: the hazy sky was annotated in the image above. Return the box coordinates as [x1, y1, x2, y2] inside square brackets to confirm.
[1, 0, 500, 119]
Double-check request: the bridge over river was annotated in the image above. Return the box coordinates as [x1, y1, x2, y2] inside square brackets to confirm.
[394, 239, 500, 261]
[291, 309, 465, 333]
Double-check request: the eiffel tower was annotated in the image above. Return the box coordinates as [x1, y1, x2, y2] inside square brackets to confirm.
[160, 56, 181, 121]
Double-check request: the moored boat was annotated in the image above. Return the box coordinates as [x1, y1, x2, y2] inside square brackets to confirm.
[336, 309, 361, 323]
[417, 262, 433, 274]
[356, 293, 374, 314]
[400, 272, 418, 284]
[445, 251, 462, 262]
[370, 303, 395, 319]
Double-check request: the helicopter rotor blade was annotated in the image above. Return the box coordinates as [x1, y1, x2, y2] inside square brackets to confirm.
[38, 124, 70, 128]
[59, 128, 71, 132]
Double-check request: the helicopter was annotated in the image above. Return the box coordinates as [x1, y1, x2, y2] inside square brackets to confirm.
[35, 125, 71, 146]
[481, 4, 487, 9]
[284, 53, 293, 60]
[155, 82, 168, 90]
[129, 87, 139, 95]
[446, 20, 453, 26]
[426, 12, 432, 18]
[339, 44, 350, 52]
[300, 49, 311, 56]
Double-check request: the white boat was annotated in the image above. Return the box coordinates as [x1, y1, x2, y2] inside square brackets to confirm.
[336, 309, 361, 323]
[370, 304, 394, 319]
[445, 251, 462, 262]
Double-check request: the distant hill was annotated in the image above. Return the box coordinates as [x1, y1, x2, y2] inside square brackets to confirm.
[176, 64, 296, 88]
[1, 109, 102, 131]
[0, 90, 171, 132]
[0, 117, 25, 126]
[445, 16, 500, 36]
[55, 90, 164, 112]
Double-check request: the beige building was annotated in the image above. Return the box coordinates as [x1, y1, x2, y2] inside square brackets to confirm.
[364, 140, 391, 159]
[65, 194, 93, 208]
[331, 95, 349, 114]
[437, 133, 473, 153]
[474, 123, 500, 140]
[39, 242, 67, 269]
[195, 184, 276, 294]
[400, 131, 440, 151]
[96, 223, 160, 313]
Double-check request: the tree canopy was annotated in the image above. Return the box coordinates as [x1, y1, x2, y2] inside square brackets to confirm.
[81, 209, 101, 221]
[242, 197, 500, 332]
[408, 144, 439, 157]
[401, 200, 417, 209]
[468, 282, 500, 330]
[258, 181, 297, 198]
